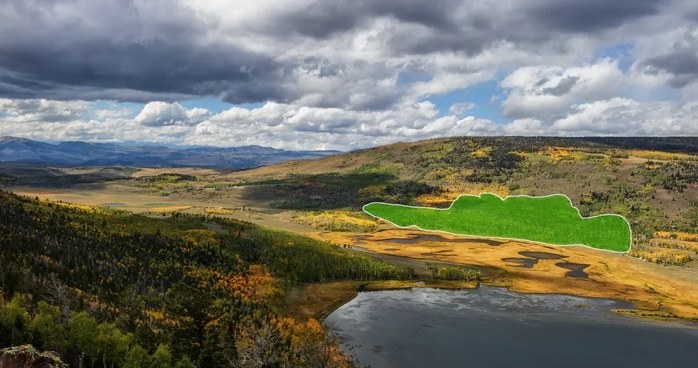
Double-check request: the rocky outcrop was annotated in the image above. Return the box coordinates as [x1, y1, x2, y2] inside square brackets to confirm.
[0, 345, 67, 368]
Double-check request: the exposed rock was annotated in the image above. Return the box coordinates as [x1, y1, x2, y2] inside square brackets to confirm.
[0, 345, 67, 368]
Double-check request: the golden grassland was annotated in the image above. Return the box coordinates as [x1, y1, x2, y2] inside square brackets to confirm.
[291, 211, 378, 232]
[656, 231, 698, 242]
[629, 247, 693, 266]
[311, 229, 698, 321]
[650, 238, 698, 253]
[628, 150, 698, 161]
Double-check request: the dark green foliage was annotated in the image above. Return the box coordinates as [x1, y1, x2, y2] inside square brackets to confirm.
[0, 164, 134, 188]
[135, 173, 197, 184]
[122, 344, 149, 368]
[684, 201, 698, 233]
[577, 183, 668, 238]
[579, 137, 698, 154]
[232, 227, 415, 284]
[633, 161, 697, 193]
[245, 172, 438, 209]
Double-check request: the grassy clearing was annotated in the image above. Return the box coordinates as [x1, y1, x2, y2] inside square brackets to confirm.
[628, 150, 698, 161]
[364, 193, 632, 252]
[291, 211, 378, 232]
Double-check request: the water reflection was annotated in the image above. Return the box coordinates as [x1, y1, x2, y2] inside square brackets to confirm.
[324, 287, 698, 368]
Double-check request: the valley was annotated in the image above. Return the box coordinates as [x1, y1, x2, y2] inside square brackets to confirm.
[2, 137, 698, 368]
[5, 137, 698, 322]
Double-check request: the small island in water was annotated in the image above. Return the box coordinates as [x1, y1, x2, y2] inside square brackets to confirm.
[363, 193, 632, 252]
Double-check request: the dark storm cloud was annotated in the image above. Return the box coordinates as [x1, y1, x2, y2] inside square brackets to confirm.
[526, 0, 663, 33]
[0, 0, 675, 106]
[0, 40, 282, 101]
[268, 0, 488, 56]
[645, 50, 698, 87]
[641, 28, 698, 88]
[542, 76, 579, 96]
[0, 0, 283, 103]
[267, 0, 461, 39]
[367, 0, 665, 57]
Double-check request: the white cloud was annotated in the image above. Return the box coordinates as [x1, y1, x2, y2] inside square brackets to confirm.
[500, 59, 625, 119]
[2, 96, 696, 151]
[0, 98, 88, 122]
[134, 102, 210, 127]
[504, 118, 547, 135]
[501, 98, 698, 136]
[449, 102, 476, 116]
[551, 98, 698, 135]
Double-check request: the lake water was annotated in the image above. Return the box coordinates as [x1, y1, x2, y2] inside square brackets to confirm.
[324, 287, 698, 368]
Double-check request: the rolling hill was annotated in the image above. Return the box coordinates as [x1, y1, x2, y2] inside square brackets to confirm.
[220, 137, 697, 251]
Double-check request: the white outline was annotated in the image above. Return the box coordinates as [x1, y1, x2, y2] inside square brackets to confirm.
[362, 192, 632, 254]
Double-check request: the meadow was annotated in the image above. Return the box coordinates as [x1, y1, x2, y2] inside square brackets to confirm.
[364, 193, 632, 252]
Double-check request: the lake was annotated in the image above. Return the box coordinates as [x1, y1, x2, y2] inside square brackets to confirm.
[324, 287, 698, 368]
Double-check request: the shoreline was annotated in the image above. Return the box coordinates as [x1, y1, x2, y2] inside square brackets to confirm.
[288, 278, 698, 326]
[283, 279, 479, 322]
[312, 229, 698, 321]
[285, 236, 698, 324]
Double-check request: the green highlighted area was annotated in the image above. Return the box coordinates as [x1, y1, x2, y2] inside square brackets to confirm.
[363, 193, 631, 252]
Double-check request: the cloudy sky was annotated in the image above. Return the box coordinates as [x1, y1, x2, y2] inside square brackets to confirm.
[1, 0, 697, 150]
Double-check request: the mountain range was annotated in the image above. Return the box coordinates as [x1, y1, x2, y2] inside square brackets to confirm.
[0, 136, 339, 169]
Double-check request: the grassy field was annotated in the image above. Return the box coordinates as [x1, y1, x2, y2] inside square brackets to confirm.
[364, 193, 632, 252]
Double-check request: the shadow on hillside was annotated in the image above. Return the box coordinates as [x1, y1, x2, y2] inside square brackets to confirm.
[240, 172, 436, 210]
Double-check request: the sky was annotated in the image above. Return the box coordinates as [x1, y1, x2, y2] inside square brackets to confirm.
[1, 0, 698, 150]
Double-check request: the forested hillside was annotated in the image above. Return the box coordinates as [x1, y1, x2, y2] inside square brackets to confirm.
[0, 191, 413, 367]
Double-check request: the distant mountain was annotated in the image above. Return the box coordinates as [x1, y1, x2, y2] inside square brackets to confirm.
[0, 137, 339, 169]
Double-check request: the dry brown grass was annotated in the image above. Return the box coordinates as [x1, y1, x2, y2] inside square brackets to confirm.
[650, 238, 698, 253]
[655, 231, 698, 242]
[629, 247, 692, 266]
